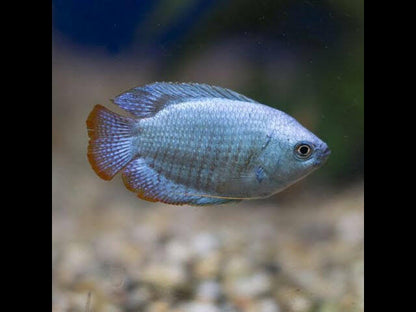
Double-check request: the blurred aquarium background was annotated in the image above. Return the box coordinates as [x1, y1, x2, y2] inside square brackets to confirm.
[52, 0, 363, 311]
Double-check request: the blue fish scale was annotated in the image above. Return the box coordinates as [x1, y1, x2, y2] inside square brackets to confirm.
[137, 99, 273, 196]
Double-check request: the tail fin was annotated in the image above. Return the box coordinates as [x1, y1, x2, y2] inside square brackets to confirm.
[86, 105, 136, 180]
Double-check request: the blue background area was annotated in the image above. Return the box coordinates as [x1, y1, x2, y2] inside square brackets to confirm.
[52, 0, 341, 53]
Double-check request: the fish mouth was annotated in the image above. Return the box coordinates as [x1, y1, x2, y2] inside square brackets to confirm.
[313, 146, 331, 167]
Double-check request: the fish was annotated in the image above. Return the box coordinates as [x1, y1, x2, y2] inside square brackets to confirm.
[86, 82, 330, 206]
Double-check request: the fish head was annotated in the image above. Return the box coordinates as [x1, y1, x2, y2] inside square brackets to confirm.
[262, 112, 331, 193]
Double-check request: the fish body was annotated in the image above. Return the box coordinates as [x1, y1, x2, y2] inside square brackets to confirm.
[86, 82, 330, 206]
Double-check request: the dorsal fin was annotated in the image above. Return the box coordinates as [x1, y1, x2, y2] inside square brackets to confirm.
[112, 82, 258, 118]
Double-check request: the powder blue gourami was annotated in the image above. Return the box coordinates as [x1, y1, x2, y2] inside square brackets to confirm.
[86, 82, 330, 206]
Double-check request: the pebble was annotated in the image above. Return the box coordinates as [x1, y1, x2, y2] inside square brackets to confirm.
[166, 239, 193, 264]
[256, 299, 281, 312]
[278, 287, 312, 312]
[192, 232, 220, 257]
[141, 263, 186, 289]
[223, 257, 252, 278]
[226, 272, 272, 298]
[146, 301, 170, 312]
[125, 286, 151, 310]
[242, 299, 281, 312]
[193, 251, 221, 279]
[179, 301, 220, 312]
[57, 243, 94, 284]
[196, 280, 222, 301]
[337, 212, 364, 244]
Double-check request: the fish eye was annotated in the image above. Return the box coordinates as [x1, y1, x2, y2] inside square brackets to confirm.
[294, 142, 313, 159]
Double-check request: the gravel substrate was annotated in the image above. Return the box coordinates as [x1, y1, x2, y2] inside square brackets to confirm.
[52, 181, 363, 312]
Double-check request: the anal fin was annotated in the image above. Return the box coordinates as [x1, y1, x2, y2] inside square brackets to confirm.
[122, 158, 237, 206]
